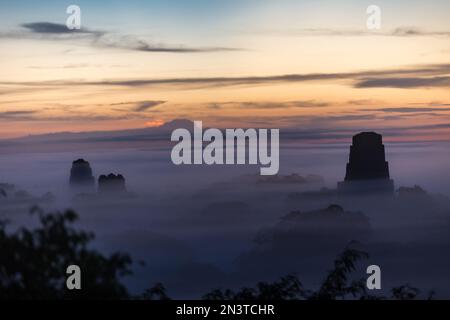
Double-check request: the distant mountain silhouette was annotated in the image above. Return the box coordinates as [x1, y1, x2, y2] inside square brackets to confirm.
[158, 119, 195, 131]
[0, 119, 197, 153]
[11, 119, 195, 143]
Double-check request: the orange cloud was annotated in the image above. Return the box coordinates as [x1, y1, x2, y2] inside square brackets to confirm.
[144, 119, 165, 127]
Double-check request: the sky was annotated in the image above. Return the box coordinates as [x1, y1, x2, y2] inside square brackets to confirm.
[0, 0, 449, 140]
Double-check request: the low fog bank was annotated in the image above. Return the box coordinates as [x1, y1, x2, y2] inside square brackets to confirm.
[1, 142, 450, 298]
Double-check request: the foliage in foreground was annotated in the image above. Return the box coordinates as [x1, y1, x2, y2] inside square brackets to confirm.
[0, 207, 131, 299]
[0, 208, 431, 300]
[198, 244, 425, 300]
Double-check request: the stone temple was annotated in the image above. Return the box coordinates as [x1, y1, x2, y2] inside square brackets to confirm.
[69, 159, 95, 189]
[98, 173, 127, 194]
[337, 132, 394, 195]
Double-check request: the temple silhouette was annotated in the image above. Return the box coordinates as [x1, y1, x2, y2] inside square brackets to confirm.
[98, 174, 127, 194]
[69, 159, 95, 190]
[338, 132, 394, 195]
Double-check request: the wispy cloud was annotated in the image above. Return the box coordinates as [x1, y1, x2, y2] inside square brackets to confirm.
[2, 21, 240, 53]
[28, 64, 91, 69]
[93, 33, 240, 53]
[347, 99, 381, 106]
[0, 109, 155, 122]
[261, 26, 450, 38]
[355, 76, 450, 88]
[206, 100, 330, 110]
[21, 22, 102, 35]
[390, 27, 450, 37]
[0, 110, 37, 120]
[361, 107, 450, 113]
[111, 100, 167, 112]
[3, 63, 449, 90]
[310, 114, 378, 122]
[244, 100, 330, 109]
